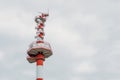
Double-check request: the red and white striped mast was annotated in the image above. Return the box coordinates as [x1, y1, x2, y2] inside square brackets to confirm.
[26, 13, 53, 80]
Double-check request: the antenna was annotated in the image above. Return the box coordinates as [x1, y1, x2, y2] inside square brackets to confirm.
[26, 12, 53, 80]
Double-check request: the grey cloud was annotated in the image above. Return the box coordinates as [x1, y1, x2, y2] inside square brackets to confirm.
[0, 0, 120, 80]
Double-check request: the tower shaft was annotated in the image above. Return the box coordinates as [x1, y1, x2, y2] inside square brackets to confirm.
[36, 54, 45, 80]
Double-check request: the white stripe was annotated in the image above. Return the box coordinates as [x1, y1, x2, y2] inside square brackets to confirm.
[36, 65, 43, 78]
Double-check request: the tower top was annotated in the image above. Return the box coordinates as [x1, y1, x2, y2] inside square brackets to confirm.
[26, 12, 52, 63]
[34, 13, 49, 43]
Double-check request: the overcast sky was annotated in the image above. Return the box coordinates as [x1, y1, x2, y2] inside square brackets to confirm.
[0, 0, 120, 80]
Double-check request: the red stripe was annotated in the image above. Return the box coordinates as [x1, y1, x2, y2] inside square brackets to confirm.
[36, 40, 44, 43]
[36, 54, 44, 65]
[38, 34, 44, 38]
[37, 59, 43, 65]
[37, 78, 43, 80]
[38, 23, 44, 28]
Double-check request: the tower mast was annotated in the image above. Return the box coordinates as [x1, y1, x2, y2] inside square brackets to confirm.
[26, 13, 53, 80]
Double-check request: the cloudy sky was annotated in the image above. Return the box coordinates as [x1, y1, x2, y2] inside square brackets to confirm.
[0, 0, 120, 80]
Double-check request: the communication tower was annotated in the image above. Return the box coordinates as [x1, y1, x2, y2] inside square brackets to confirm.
[26, 13, 53, 80]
